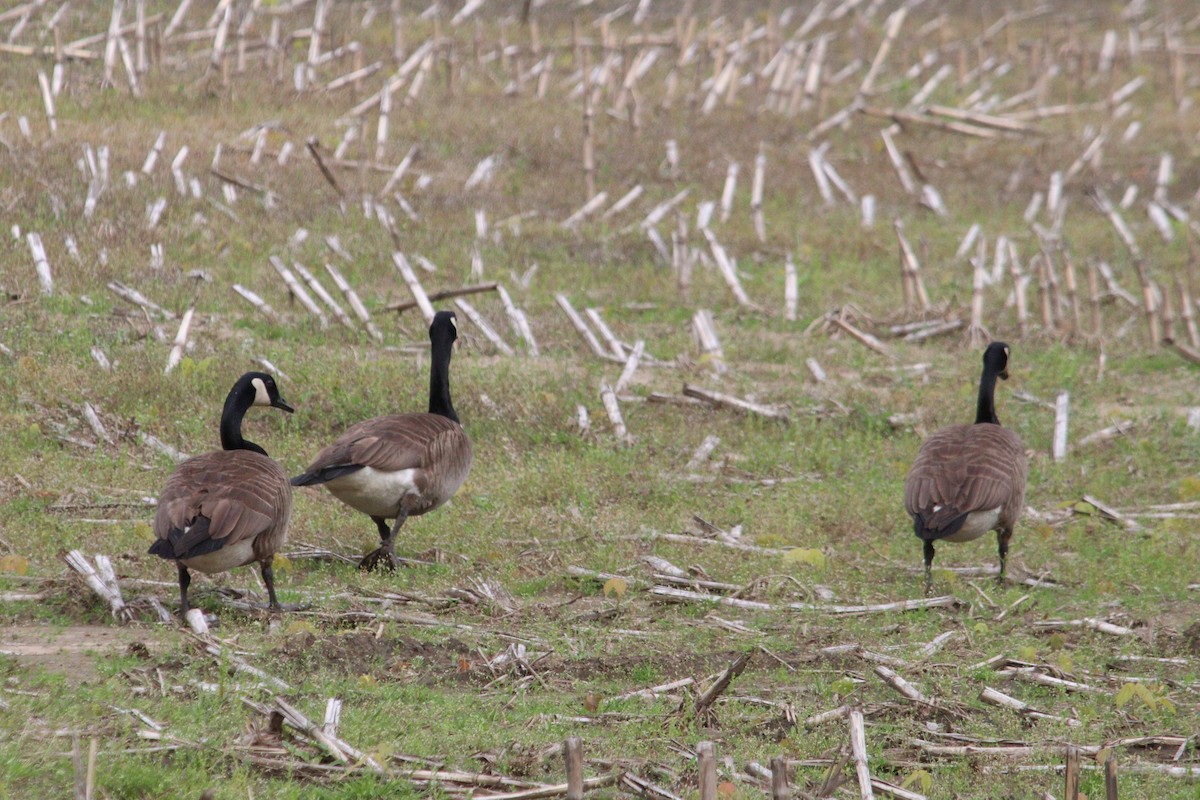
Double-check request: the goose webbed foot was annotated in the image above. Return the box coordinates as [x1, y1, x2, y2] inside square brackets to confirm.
[264, 600, 310, 613]
[361, 514, 406, 573]
[359, 546, 399, 573]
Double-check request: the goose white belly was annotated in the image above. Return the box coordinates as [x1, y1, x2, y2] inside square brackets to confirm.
[182, 538, 258, 574]
[324, 467, 418, 518]
[942, 506, 1002, 543]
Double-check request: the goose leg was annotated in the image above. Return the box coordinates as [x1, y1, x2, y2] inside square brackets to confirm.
[258, 559, 304, 612]
[997, 529, 1012, 584]
[923, 540, 936, 596]
[372, 516, 390, 541]
[177, 564, 192, 614]
[261, 560, 280, 610]
[360, 511, 408, 573]
[255, 559, 307, 612]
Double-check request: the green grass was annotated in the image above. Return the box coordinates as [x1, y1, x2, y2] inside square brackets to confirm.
[2, 2, 1200, 799]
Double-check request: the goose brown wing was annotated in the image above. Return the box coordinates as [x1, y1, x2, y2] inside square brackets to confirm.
[299, 413, 462, 476]
[417, 420, 473, 507]
[904, 424, 1026, 533]
[153, 450, 291, 560]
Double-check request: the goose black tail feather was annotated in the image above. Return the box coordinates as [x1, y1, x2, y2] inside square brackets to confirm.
[147, 518, 226, 561]
[912, 511, 969, 542]
[147, 538, 175, 559]
[290, 464, 365, 487]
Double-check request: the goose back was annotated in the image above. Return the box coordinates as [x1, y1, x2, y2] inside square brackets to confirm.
[153, 449, 293, 571]
[904, 423, 1027, 540]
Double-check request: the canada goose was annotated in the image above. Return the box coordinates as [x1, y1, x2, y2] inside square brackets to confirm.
[904, 342, 1028, 593]
[291, 310, 472, 572]
[149, 372, 295, 614]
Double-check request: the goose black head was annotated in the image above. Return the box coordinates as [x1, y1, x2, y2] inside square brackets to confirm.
[238, 371, 294, 413]
[430, 310, 459, 346]
[221, 372, 293, 453]
[984, 342, 1010, 381]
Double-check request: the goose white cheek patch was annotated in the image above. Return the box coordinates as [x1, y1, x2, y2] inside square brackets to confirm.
[252, 377, 271, 406]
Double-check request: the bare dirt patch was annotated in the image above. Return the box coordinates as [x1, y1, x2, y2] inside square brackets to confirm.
[552, 649, 746, 683]
[274, 631, 475, 682]
[0, 625, 162, 683]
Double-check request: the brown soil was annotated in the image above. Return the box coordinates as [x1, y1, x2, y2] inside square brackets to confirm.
[0, 625, 162, 683]
[1181, 621, 1200, 657]
[273, 631, 475, 681]
[271, 628, 791, 691]
[549, 649, 747, 683]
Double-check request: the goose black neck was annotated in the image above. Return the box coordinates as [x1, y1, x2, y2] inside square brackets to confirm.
[220, 388, 268, 455]
[428, 335, 459, 423]
[974, 366, 1000, 425]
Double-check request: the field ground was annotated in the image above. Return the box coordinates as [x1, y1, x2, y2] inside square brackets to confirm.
[2, 1, 1200, 798]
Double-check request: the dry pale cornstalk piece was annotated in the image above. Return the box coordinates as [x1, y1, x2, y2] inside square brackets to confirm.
[784, 254, 798, 321]
[830, 317, 894, 359]
[584, 307, 627, 360]
[185, 608, 209, 635]
[603, 185, 644, 221]
[600, 383, 629, 441]
[880, 126, 917, 195]
[719, 161, 738, 222]
[751, 146, 766, 241]
[27, 233, 52, 296]
[915, 631, 957, 660]
[1052, 391, 1069, 462]
[614, 341, 645, 394]
[691, 309, 726, 375]
[1079, 494, 1142, 532]
[391, 252, 435, 324]
[702, 228, 756, 309]
[978, 686, 1081, 727]
[893, 218, 930, 311]
[270, 256, 328, 328]
[232, 284, 280, 322]
[684, 435, 721, 472]
[455, 299, 515, 357]
[496, 285, 539, 356]
[1030, 618, 1135, 637]
[555, 294, 612, 361]
[65, 550, 131, 622]
[635, 189, 691, 233]
[291, 262, 354, 330]
[163, 307, 195, 375]
[995, 667, 1100, 694]
[848, 708, 874, 800]
[561, 192, 608, 229]
[821, 644, 905, 668]
[82, 403, 113, 445]
[872, 664, 930, 706]
[682, 384, 789, 424]
[37, 70, 56, 135]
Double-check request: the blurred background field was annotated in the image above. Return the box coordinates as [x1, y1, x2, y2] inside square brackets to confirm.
[2, 1, 1200, 798]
